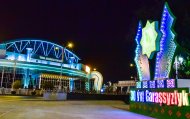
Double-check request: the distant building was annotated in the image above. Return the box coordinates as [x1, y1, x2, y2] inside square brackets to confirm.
[115, 80, 136, 93]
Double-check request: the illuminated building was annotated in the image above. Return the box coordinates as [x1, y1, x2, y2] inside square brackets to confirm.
[0, 39, 103, 92]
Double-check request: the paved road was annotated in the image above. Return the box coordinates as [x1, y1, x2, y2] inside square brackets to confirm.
[0, 96, 154, 119]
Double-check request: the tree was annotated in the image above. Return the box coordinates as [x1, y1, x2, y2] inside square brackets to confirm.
[12, 80, 22, 89]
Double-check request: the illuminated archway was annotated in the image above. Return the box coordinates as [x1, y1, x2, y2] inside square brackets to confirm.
[89, 71, 103, 92]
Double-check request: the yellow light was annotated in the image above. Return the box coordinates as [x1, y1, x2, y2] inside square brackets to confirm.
[67, 42, 73, 48]
[93, 68, 96, 71]
[85, 66, 91, 73]
[130, 63, 134, 67]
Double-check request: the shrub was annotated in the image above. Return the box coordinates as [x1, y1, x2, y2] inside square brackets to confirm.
[11, 91, 16, 95]
[12, 80, 22, 89]
[31, 91, 36, 95]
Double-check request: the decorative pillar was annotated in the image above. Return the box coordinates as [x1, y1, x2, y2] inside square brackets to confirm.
[26, 48, 33, 62]
[85, 79, 90, 91]
[69, 79, 74, 92]
[23, 69, 30, 88]
[39, 75, 42, 89]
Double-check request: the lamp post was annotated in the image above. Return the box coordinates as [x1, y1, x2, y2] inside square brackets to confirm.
[130, 63, 134, 67]
[12, 52, 17, 90]
[175, 56, 178, 79]
[130, 63, 137, 81]
[58, 42, 73, 92]
[175, 55, 184, 80]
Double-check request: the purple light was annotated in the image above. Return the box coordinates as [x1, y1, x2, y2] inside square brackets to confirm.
[157, 80, 165, 88]
[167, 79, 175, 88]
[149, 81, 156, 88]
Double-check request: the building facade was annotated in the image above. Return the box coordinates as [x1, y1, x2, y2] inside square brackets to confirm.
[0, 39, 103, 92]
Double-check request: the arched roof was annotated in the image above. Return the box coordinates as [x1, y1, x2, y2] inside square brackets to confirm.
[1, 38, 80, 63]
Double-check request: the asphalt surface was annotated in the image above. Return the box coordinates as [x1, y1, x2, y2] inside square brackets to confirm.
[0, 96, 155, 119]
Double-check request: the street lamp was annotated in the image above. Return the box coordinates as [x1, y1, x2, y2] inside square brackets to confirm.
[174, 55, 184, 79]
[130, 63, 134, 67]
[58, 42, 74, 92]
[129, 63, 138, 81]
[67, 42, 73, 49]
[178, 56, 184, 64]
[12, 53, 17, 90]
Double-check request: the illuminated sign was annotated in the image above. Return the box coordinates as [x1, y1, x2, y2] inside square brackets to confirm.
[134, 4, 176, 82]
[39, 56, 62, 63]
[130, 90, 189, 107]
[136, 79, 176, 89]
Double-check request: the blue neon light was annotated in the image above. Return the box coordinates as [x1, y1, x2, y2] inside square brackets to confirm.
[0, 59, 87, 78]
[154, 3, 176, 80]
[134, 22, 150, 81]
[3, 39, 80, 64]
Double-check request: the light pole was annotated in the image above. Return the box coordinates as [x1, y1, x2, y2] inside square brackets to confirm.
[175, 55, 184, 80]
[58, 42, 73, 92]
[175, 56, 178, 79]
[130, 63, 137, 81]
[12, 53, 17, 90]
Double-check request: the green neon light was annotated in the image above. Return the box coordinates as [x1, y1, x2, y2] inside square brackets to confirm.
[140, 21, 158, 59]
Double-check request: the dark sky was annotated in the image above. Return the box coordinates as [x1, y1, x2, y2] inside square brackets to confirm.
[0, 0, 189, 83]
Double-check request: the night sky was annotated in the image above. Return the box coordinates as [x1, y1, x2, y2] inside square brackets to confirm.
[0, 0, 189, 83]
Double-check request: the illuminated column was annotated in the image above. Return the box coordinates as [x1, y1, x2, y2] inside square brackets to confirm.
[23, 69, 30, 88]
[85, 79, 90, 91]
[69, 79, 74, 92]
[85, 66, 91, 91]
[31, 74, 37, 89]
[39, 75, 42, 89]
[26, 48, 33, 62]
